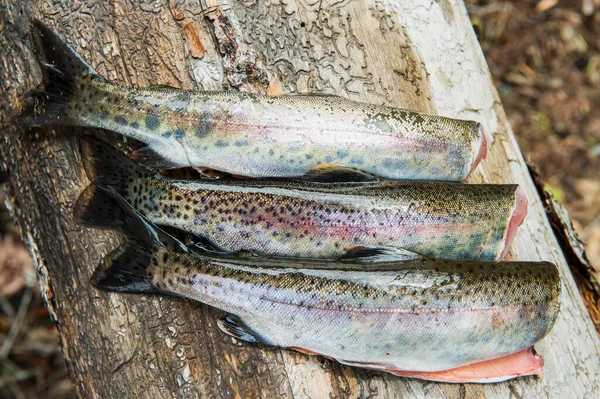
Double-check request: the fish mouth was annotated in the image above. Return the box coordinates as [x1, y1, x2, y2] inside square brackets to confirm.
[500, 185, 528, 259]
[468, 123, 488, 175]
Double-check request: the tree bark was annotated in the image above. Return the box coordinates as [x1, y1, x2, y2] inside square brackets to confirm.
[1, 0, 599, 398]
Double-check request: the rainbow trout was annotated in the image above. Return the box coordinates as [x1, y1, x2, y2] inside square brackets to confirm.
[75, 138, 527, 260]
[90, 187, 560, 383]
[11, 21, 487, 181]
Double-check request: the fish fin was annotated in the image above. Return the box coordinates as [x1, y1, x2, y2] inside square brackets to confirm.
[76, 183, 222, 258]
[290, 347, 321, 356]
[87, 185, 187, 252]
[303, 164, 379, 183]
[9, 20, 104, 126]
[130, 147, 185, 170]
[193, 169, 254, 180]
[73, 184, 127, 227]
[79, 137, 153, 194]
[216, 315, 270, 344]
[185, 233, 226, 254]
[90, 230, 160, 294]
[88, 188, 162, 293]
[195, 167, 228, 179]
[296, 93, 342, 98]
[229, 174, 253, 180]
[336, 358, 392, 372]
[88, 185, 191, 294]
[148, 84, 179, 90]
[90, 185, 198, 294]
[340, 246, 423, 263]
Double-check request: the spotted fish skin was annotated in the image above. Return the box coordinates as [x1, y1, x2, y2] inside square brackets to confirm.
[90, 200, 561, 379]
[75, 84, 486, 181]
[11, 21, 486, 181]
[75, 139, 525, 261]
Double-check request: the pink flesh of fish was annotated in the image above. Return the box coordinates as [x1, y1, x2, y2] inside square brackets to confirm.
[290, 346, 543, 383]
[466, 126, 528, 261]
[386, 347, 543, 383]
[500, 185, 529, 259]
[469, 124, 488, 175]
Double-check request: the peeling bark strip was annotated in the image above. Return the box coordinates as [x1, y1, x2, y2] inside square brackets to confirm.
[0, 0, 599, 398]
[529, 165, 600, 333]
[203, 4, 269, 91]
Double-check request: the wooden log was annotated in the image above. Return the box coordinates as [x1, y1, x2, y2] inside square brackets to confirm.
[0, 0, 598, 397]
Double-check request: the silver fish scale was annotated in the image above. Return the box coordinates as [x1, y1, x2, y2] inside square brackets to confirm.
[149, 250, 560, 373]
[125, 178, 520, 260]
[72, 80, 484, 180]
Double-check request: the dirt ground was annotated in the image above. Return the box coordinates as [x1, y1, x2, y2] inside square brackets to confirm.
[1, 1, 599, 397]
[467, 0, 600, 269]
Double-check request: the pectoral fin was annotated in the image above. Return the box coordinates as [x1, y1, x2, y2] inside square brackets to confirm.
[340, 246, 423, 263]
[303, 164, 378, 183]
[217, 315, 270, 344]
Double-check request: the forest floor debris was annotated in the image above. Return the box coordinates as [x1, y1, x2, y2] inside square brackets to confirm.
[1, 1, 599, 397]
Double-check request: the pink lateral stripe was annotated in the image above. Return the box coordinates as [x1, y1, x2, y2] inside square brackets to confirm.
[385, 347, 543, 383]
[500, 185, 529, 259]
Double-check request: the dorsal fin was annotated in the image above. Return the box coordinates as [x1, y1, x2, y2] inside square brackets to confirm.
[302, 164, 378, 183]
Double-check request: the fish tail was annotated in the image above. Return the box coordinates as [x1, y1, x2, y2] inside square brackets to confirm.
[90, 224, 159, 294]
[73, 185, 127, 227]
[87, 185, 179, 294]
[74, 138, 153, 226]
[9, 20, 102, 126]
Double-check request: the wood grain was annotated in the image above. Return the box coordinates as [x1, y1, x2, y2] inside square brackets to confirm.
[0, 0, 598, 397]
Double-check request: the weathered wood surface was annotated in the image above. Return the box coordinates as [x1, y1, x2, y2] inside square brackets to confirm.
[0, 0, 599, 397]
